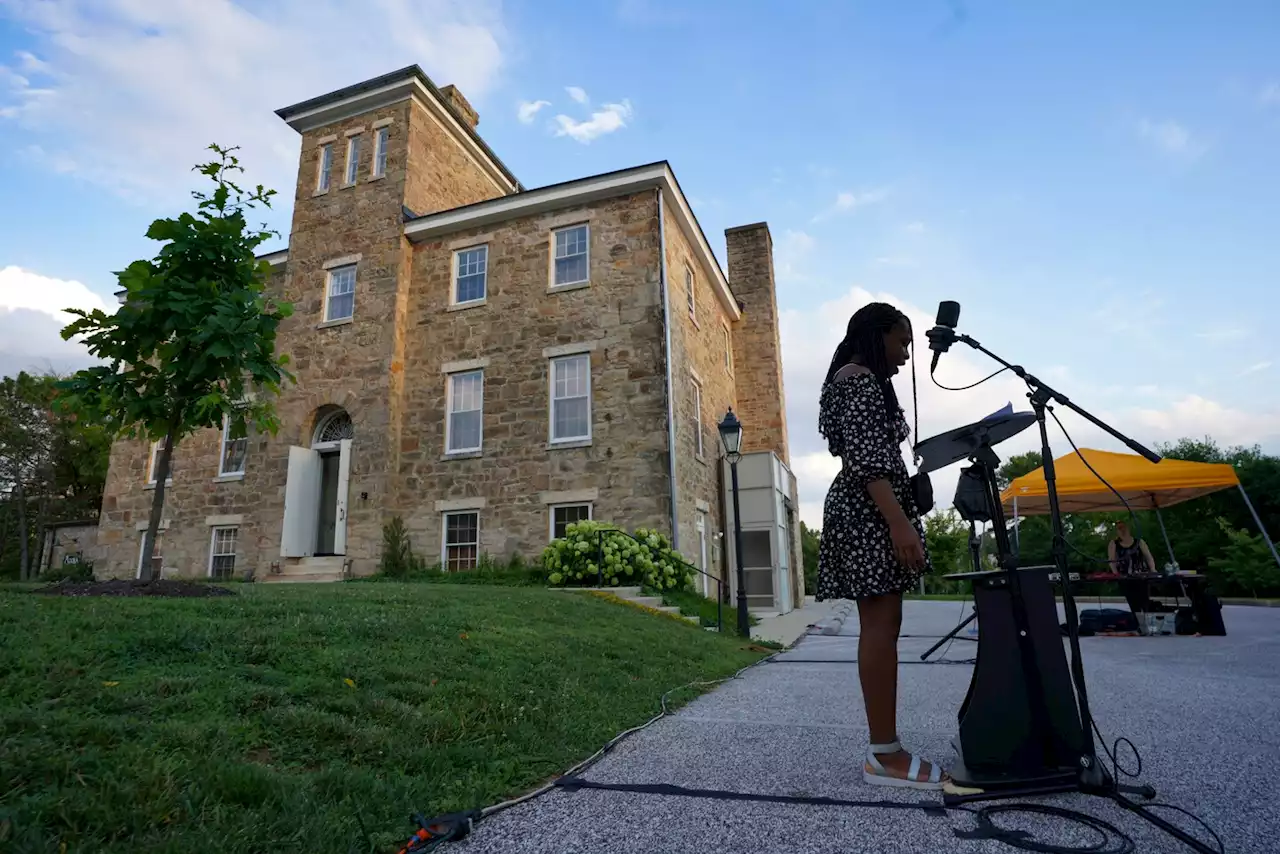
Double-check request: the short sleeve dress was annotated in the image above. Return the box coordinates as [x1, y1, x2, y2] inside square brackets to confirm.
[816, 372, 932, 601]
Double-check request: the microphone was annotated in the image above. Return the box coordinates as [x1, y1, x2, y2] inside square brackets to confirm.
[926, 300, 961, 373]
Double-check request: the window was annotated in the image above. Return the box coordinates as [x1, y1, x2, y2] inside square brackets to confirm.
[209, 527, 238, 580]
[550, 354, 591, 442]
[443, 511, 479, 571]
[692, 378, 704, 458]
[373, 126, 389, 177]
[446, 370, 483, 453]
[723, 323, 734, 372]
[551, 504, 592, 540]
[137, 535, 162, 580]
[453, 246, 488, 304]
[325, 264, 356, 322]
[316, 143, 333, 192]
[553, 224, 589, 287]
[147, 437, 173, 485]
[344, 134, 361, 186]
[685, 265, 696, 318]
[219, 415, 247, 476]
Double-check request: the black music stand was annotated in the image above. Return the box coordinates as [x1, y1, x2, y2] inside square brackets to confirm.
[926, 321, 1220, 854]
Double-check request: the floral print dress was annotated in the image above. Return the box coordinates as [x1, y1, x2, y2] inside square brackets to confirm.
[816, 372, 932, 601]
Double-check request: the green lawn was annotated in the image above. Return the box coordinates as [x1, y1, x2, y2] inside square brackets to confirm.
[0, 582, 767, 854]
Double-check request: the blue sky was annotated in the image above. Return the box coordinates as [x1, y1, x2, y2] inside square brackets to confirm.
[2, 0, 1278, 524]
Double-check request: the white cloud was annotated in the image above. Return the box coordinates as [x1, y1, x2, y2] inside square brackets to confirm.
[0, 266, 110, 377]
[1137, 118, 1206, 159]
[904, 221, 927, 234]
[811, 188, 890, 222]
[517, 99, 550, 124]
[780, 286, 1280, 528]
[0, 0, 509, 206]
[553, 99, 634, 143]
[565, 86, 589, 105]
[1240, 361, 1272, 377]
[774, 229, 816, 285]
[1195, 323, 1249, 343]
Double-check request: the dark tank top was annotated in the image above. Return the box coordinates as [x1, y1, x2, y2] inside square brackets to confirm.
[1113, 538, 1145, 575]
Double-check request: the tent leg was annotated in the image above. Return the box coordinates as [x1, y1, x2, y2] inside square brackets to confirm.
[1238, 485, 1280, 570]
[1153, 500, 1177, 570]
[1012, 497, 1020, 553]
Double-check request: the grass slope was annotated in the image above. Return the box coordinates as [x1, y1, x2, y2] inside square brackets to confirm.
[0, 583, 766, 854]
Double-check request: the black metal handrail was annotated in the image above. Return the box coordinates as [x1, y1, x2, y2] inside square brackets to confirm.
[589, 526, 725, 633]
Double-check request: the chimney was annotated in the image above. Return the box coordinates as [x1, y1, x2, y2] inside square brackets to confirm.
[725, 222, 791, 465]
[439, 84, 479, 129]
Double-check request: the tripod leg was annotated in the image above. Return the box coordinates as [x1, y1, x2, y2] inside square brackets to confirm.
[920, 610, 977, 661]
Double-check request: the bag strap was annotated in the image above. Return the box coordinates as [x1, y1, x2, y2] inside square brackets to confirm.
[910, 344, 922, 470]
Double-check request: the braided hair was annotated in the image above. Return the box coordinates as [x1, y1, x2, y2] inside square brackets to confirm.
[821, 302, 913, 456]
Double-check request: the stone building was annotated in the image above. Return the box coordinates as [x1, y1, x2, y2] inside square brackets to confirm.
[93, 66, 802, 608]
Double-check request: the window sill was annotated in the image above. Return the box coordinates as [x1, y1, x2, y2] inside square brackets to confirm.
[144, 480, 174, 490]
[214, 473, 245, 483]
[442, 450, 483, 461]
[695, 454, 708, 466]
[317, 317, 353, 329]
[447, 299, 487, 313]
[312, 188, 330, 198]
[548, 281, 589, 294]
[547, 438, 592, 450]
[339, 181, 356, 191]
[367, 173, 386, 182]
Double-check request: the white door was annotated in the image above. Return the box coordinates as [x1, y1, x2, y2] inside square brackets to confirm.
[333, 439, 352, 555]
[281, 446, 322, 557]
[696, 513, 709, 597]
[777, 522, 792, 614]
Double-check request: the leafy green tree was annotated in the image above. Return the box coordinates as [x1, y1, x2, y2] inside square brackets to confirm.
[55, 145, 295, 581]
[800, 521, 820, 593]
[0, 372, 54, 579]
[1208, 520, 1280, 597]
[998, 451, 1043, 489]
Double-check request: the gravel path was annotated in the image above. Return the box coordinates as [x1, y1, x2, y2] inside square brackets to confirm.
[455, 601, 1277, 854]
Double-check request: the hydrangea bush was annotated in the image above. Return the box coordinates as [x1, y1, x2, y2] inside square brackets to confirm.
[542, 521, 696, 591]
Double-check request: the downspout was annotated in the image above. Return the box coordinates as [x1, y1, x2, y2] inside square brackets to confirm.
[657, 188, 680, 551]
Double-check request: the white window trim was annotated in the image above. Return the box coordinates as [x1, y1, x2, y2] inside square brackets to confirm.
[685, 264, 697, 322]
[549, 502, 593, 541]
[323, 263, 357, 323]
[450, 244, 489, 307]
[445, 369, 484, 455]
[146, 439, 173, 486]
[218, 414, 247, 477]
[344, 133, 361, 187]
[548, 353, 592, 444]
[722, 321, 734, 373]
[316, 143, 332, 193]
[208, 526, 239, 579]
[550, 223, 590, 289]
[372, 126, 390, 178]
[692, 377, 705, 459]
[441, 510, 481, 570]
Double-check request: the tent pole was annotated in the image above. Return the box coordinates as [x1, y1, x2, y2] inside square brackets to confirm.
[1151, 495, 1177, 570]
[1012, 496, 1019, 553]
[1238, 484, 1280, 570]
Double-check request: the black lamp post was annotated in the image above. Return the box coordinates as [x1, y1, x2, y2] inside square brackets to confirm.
[718, 407, 750, 637]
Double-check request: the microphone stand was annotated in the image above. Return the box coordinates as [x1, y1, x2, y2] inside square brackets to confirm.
[933, 327, 1220, 854]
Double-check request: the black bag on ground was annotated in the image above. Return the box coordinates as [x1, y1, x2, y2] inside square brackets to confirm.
[1066, 608, 1138, 636]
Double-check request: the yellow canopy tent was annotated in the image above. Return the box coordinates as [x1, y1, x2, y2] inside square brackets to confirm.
[999, 448, 1279, 569]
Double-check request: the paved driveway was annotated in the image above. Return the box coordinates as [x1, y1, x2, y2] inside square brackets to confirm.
[457, 601, 1278, 853]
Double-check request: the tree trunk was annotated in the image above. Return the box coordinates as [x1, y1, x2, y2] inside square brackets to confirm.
[140, 421, 179, 584]
[32, 493, 49, 578]
[15, 477, 30, 581]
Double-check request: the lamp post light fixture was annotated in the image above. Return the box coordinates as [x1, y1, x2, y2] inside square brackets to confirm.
[718, 407, 751, 637]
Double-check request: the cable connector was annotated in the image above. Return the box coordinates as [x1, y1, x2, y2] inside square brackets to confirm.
[397, 810, 480, 854]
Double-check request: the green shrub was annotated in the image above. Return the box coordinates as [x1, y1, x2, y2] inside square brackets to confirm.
[39, 559, 95, 584]
[541, 521, 696, 591]
[379, 516, 427, 578]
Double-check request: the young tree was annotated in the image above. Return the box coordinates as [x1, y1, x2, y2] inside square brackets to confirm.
[0, 372, 55, 579]
[55, 144, 295, 581]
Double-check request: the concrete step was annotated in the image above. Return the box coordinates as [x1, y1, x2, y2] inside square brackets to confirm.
[262, 572, 345, 584]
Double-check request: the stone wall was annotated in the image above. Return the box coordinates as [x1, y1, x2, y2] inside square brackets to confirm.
[404, 97, 508, 217]
[394, 190, 673, 565]
[664, 201, 738, 598]
[725, 223, 790, 465]
[41, 522, 99, 576]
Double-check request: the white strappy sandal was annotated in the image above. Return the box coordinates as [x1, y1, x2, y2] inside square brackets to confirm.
[863, 740, 945, 790]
